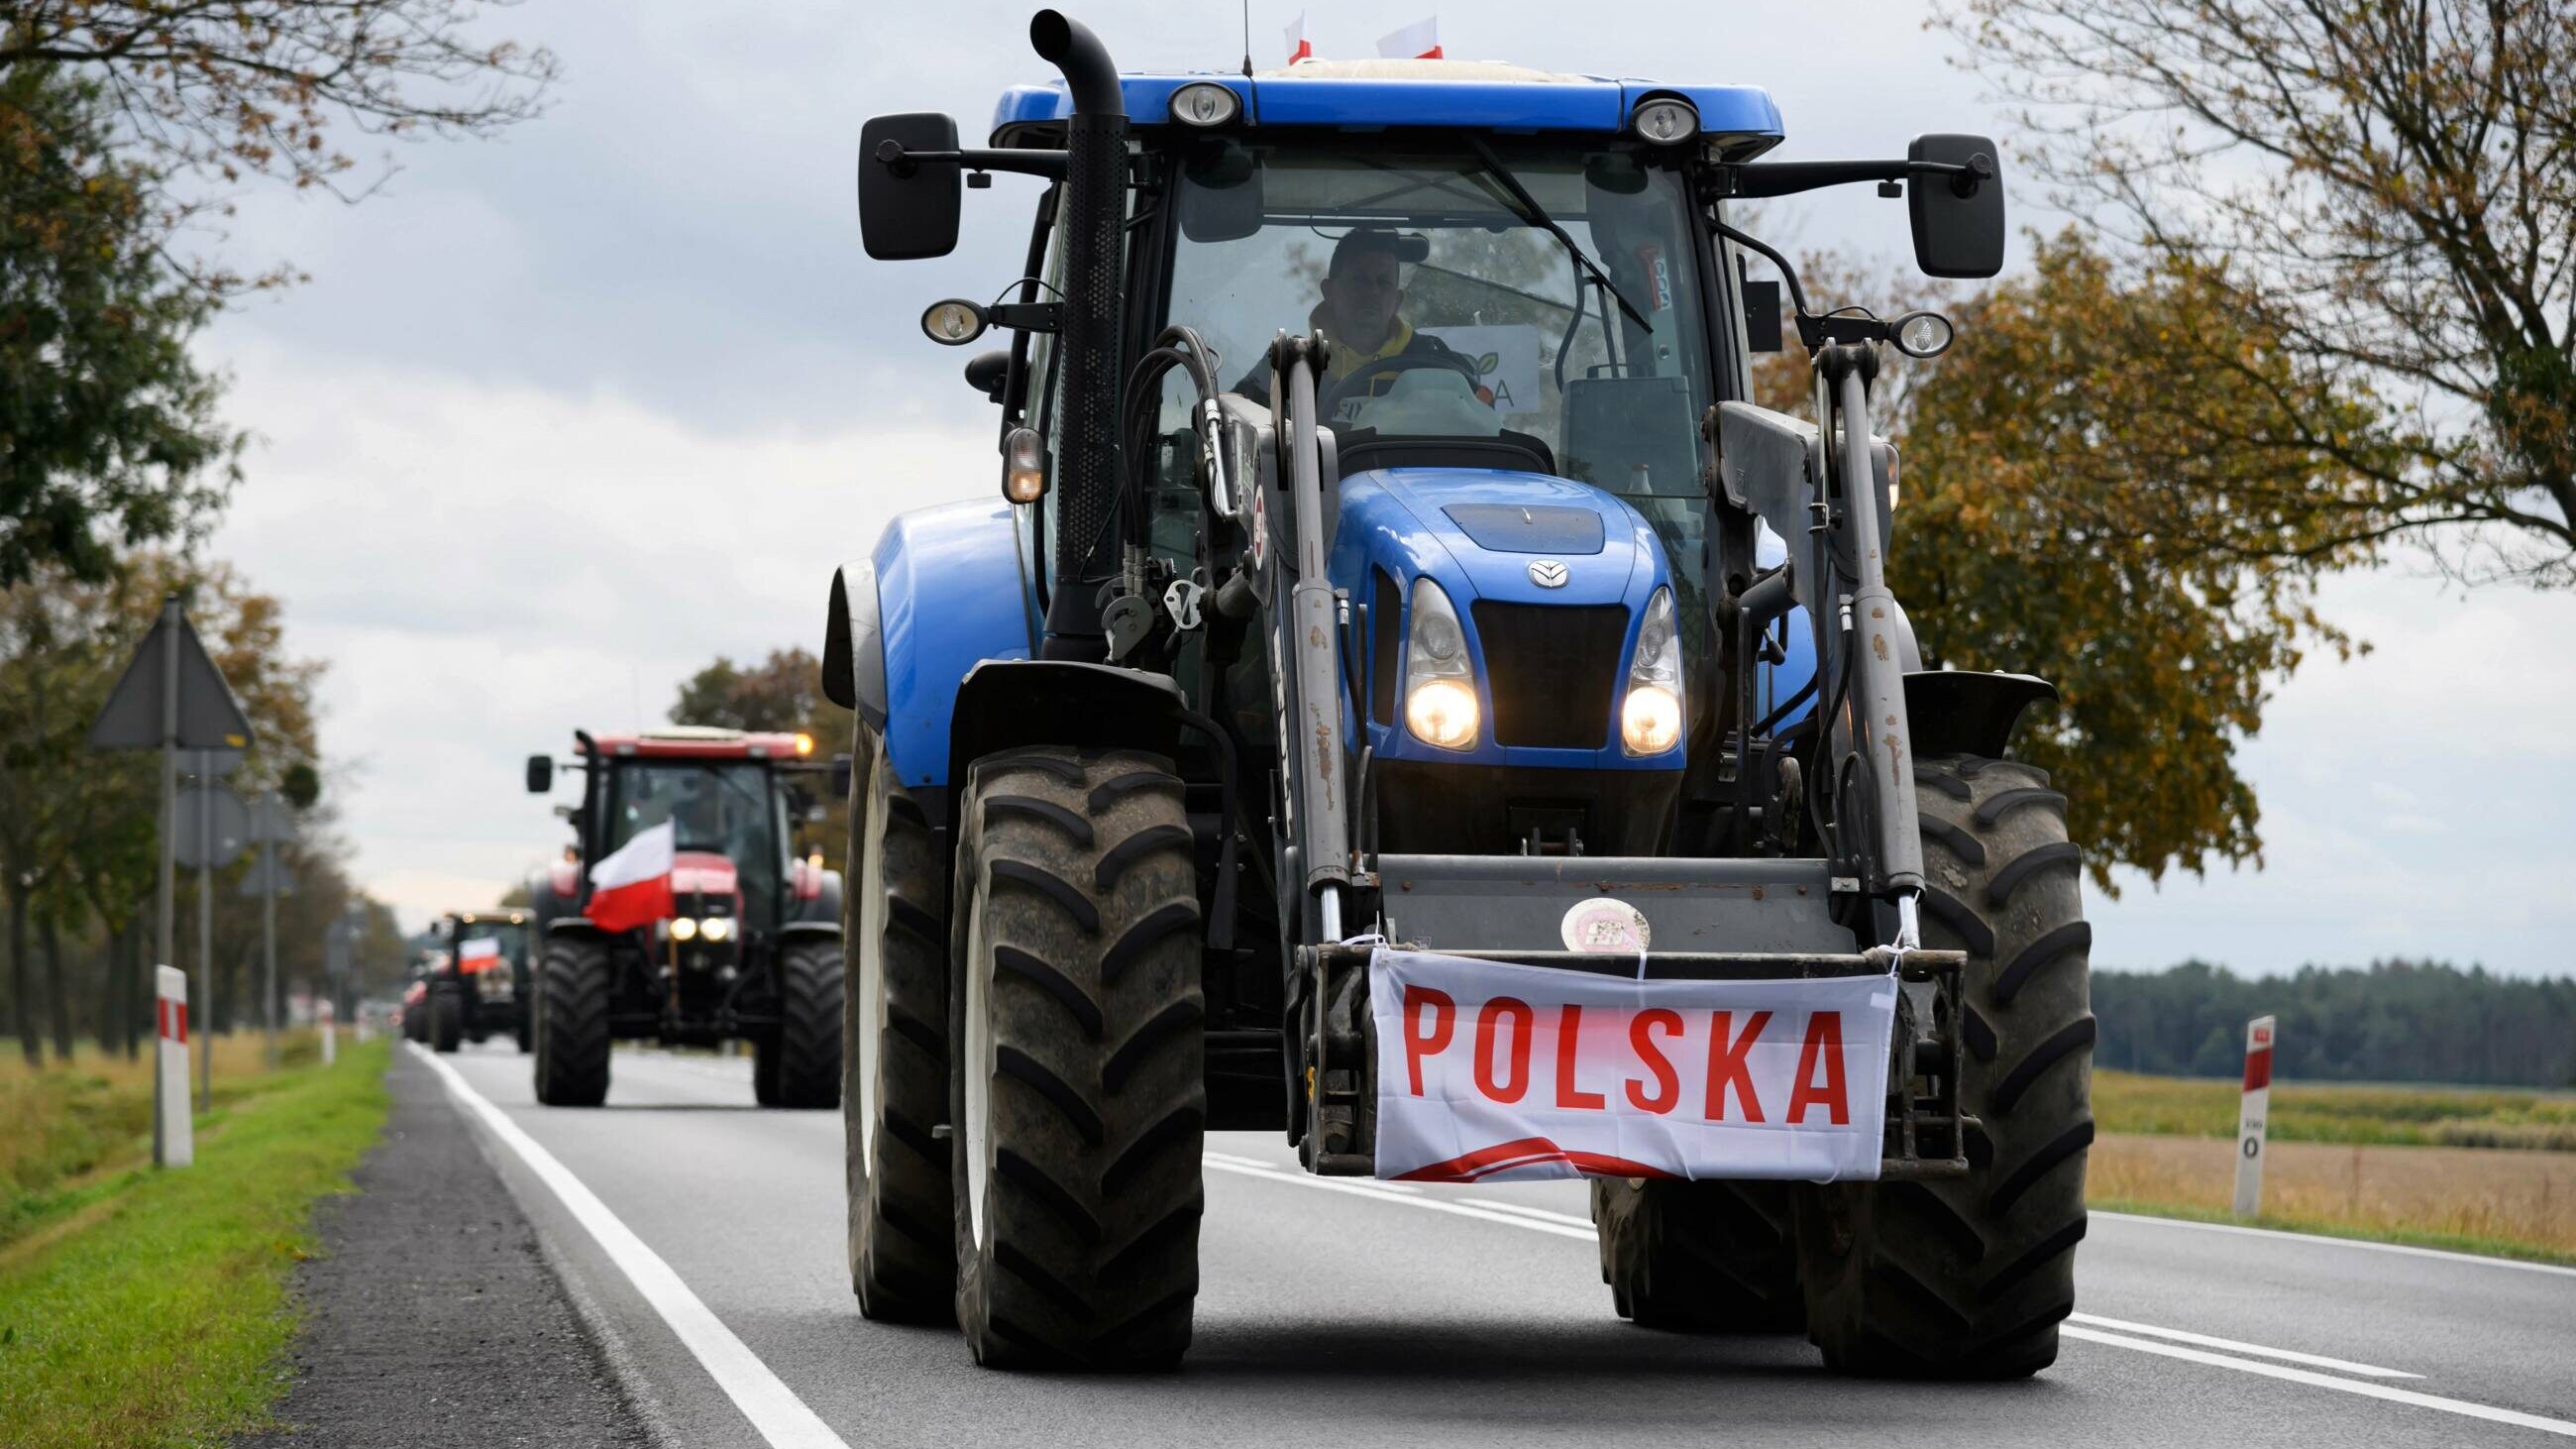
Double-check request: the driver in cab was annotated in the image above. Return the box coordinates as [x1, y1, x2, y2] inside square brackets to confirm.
[1241, 227, 1485, 419]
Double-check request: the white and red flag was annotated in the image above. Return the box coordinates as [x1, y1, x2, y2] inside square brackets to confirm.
[1376, 16, 1441, 59]
[587, 820, 676, 934]
[1284, 11, 1312, 64]
[458, 937, 502, 972]
[1368, 948, 1896, 1183]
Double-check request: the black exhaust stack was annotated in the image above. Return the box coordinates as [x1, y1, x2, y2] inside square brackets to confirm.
[1030, 10, 1127, 658]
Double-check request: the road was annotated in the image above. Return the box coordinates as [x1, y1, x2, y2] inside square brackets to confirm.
[412, 1041, 2576, 1448]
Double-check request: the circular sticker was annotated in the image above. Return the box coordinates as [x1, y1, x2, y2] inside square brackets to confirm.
[1560, 898, 1652, 953]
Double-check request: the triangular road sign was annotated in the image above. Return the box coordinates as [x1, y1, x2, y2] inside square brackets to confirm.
[86, 600, 255, 753]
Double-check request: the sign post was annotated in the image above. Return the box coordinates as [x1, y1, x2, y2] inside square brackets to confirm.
[87, 599, 253, 1149]
[243, 793, 295, 1066]
[318, 998, 337, 1066]
[155, 965, 194, 1168]
[2233, 1014, 2276, 1217]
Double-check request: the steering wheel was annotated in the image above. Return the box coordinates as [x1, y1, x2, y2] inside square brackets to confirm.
[1318, 350, 1486, 417]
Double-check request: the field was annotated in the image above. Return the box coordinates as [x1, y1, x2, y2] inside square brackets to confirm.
[0, 1033, 388, 1449]
[2093, 1068, 2576, 1151]
[2090, 1070, 2576, 1263]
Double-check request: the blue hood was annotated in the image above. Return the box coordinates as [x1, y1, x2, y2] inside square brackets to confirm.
[1328, 467, 1677, 771]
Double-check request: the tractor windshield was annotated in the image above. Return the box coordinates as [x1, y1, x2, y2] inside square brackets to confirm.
[1165, 140, 1717, 498]
[603, 761, 787, 929]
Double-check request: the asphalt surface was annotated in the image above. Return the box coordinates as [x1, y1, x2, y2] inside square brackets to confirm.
[239, 1050, 650, 1447]
[408, 1040, 2576, 1448]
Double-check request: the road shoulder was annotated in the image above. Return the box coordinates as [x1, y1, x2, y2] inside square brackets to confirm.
[236, 1050, 651, 1447]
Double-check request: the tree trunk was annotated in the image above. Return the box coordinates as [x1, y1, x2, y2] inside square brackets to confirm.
[122, 915, 145, 1060]
[41, 911, 71, 1061]
[97, 922, 125, 1059]
[6, 881, 36, 1067]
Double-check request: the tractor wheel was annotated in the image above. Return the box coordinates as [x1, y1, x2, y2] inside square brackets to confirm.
[1593, 1178, 1803, 1332]
[1794, 753, 2093, 1379]
[430, 985, 464, 1054]
[846, 732, 954, 1321]
[769, 940, 844, 1108]
[948, 747, 1205, 1369]
[534, 936, 613, 1107]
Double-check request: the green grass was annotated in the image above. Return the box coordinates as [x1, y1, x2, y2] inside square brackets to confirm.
[2094, 1068, 2576, 1151]
[0, 1039, 387, 1449]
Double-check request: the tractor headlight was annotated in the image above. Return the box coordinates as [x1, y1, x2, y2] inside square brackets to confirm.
[1621, 587, 1685, 755]
[1401, 578, 1479, 750]
[699, 916, 733, 943]
[669, 916, 698, 942]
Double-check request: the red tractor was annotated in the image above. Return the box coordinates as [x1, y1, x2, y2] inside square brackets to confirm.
[524, 727, 845, 1107]
[422, 910, 534, 1054]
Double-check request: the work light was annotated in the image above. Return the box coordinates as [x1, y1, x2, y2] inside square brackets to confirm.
[669, 916, 698, 942]
[700, 916, 733, 943]
[1169, 82, 1241, 128]
[1631, 97, 1699, 145]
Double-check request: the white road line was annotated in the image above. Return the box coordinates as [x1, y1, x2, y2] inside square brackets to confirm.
[2094, 1209, 2576, 1280]
[1202, 1157, 1594, 1240]
[413, 1047, 851, 1449]
[2059, 1326, 2576, 1439]
[2066, 1313, 2419, 1379]
[1461, 1199, 1599, 1230]
[1199, 1150, 2576, 1438]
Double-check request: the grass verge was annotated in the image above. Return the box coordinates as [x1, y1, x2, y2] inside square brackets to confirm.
[0, 1037, 388, 1449]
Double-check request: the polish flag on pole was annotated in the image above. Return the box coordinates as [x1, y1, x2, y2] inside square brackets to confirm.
[458, 937, 501, 972]
[1377, 17, 1441, 59]
[1284, 11, 1312, 64]
[587, 820, 676, 934]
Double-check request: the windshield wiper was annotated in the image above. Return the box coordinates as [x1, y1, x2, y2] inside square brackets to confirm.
[1459, 135, 1654, 334]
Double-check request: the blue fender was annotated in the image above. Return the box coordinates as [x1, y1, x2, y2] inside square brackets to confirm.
[823, 500, 1034, 791]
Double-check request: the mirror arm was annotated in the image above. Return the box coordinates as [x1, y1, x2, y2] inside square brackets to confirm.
[874, 141, 1069, 182]
[1720, 156, 1991, 200]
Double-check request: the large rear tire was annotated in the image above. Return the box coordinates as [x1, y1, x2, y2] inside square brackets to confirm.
[949, 747, 1205, 1369]
[430, 984, 464, 1054]
[1794, 754, 2093, 1379]
[1593, 1178, 1803, 1332]
[534, 936, 613, 1107]
[846, 732, 955, 1322]
[770, 940, 844, 1109]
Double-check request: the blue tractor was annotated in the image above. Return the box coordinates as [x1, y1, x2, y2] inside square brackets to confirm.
[824, 11, 2092, 1376]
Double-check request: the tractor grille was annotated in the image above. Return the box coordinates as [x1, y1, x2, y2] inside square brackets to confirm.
[1470, 603, 1628, 749]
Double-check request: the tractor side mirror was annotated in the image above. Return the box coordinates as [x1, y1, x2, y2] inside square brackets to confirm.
[964, 349, 1011, 403]
[524, 754, 553, 794]
[858, 112, 964, 261]
[1906, 133, 2005, 279]
[829, 752, 854, 801]
[1178, 139, 1264, 244]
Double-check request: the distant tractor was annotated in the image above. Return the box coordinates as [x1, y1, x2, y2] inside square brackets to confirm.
[421, 910, 534, 1054]
[524, 727, 846, 1107]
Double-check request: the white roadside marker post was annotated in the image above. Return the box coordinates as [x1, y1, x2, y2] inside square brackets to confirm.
[2233, 1014, 2276, 1217]
[156, 964, 194, 1169]
[319, 997, 337, 1066]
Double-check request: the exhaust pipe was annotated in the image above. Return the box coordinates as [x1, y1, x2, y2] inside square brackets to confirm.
[1029, 10, 1127, 657]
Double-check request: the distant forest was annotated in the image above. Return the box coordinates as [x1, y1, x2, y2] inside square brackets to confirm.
[2093, 961, 2576, 1087]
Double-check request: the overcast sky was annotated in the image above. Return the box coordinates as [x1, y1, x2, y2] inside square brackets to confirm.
[199, 1, 2576, 978]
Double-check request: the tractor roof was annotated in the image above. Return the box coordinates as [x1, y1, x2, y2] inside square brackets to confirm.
[990, 65, 1783, 158]
[445, 910, 529, 927]
[582, 726, 816, 762]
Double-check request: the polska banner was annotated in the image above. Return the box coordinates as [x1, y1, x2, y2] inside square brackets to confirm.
[1367, 949, 1897, 1183]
